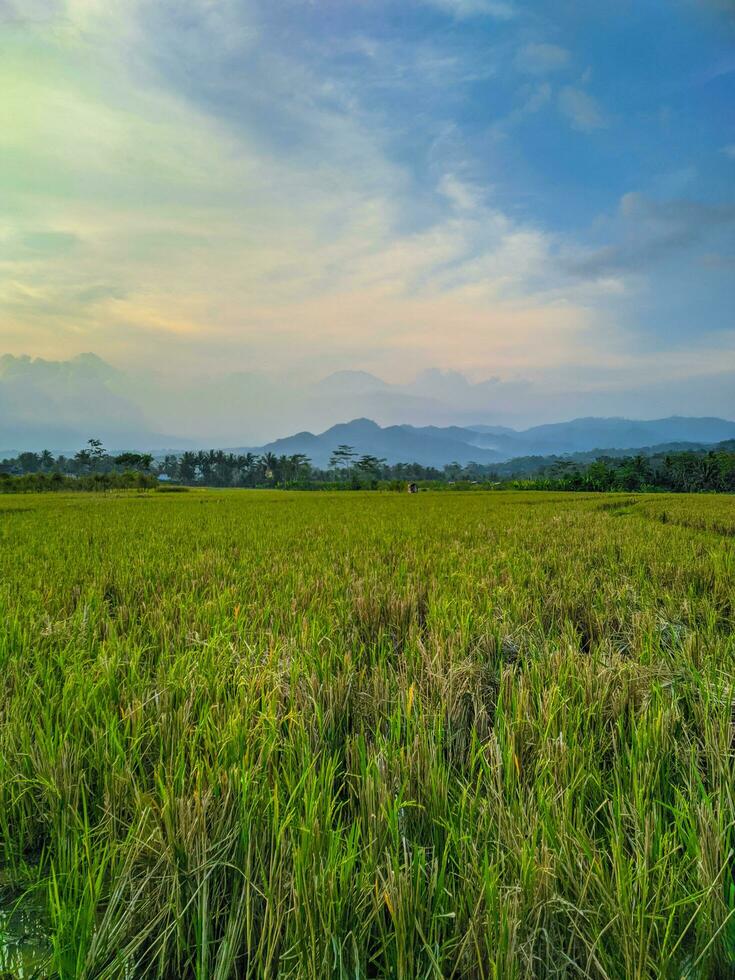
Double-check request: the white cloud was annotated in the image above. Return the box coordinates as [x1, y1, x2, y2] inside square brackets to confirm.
[438, 174, 484, 212]
[2, 0, 610, 382]
[492, 81, 552, 137]
[0, 0, 58, 21]
[8, 0, 724, 410]
[558, 86, 607, 132]
[420, 0, 516, 20]
[515, 43, 570, 75]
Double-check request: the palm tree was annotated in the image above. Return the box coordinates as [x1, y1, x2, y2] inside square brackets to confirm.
[73, 448, 91, 475]
[262, 452, 278, 482]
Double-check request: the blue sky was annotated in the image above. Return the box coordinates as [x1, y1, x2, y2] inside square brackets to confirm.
[1, 0, 734, 425]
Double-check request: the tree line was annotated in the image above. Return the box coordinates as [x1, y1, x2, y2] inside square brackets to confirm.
[1, 439, 734, 493]
[1, 441, 442, 490]
[518, 446, 735, 494]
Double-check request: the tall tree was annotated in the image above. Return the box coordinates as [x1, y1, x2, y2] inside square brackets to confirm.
[329, 445, 356, 478]
[355, 454, 385, 484]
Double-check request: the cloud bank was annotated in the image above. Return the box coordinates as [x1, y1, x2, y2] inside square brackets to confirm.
[2, 353, 733, 452]
[0, 0, 733, 430]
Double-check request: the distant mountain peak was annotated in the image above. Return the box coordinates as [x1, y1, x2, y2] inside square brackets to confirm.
[317, 371, 389, 393]
[243, 415, 735, 470]
[415, 368, 471, 385]
[327, 417, 381, 434]
[72, 352, 108, 366]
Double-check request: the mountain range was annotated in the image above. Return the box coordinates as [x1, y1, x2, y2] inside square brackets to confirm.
[237, 416, 735, 469]
[2, 352, 735, 454]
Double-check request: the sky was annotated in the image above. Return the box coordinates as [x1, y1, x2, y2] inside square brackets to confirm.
[1, 0, 734, 441]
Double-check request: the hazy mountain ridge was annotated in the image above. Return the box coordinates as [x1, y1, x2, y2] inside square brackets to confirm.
[235, 416, 735, 468]
[2, 353, 735, 457]
[246, 419, 502, 468]
[0, 353, 188, 453]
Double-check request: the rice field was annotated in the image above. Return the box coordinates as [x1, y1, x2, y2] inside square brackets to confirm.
[1, 489, 734, 979]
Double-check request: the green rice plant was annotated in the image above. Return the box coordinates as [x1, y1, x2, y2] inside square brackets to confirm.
[0, 489, 733, 978]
